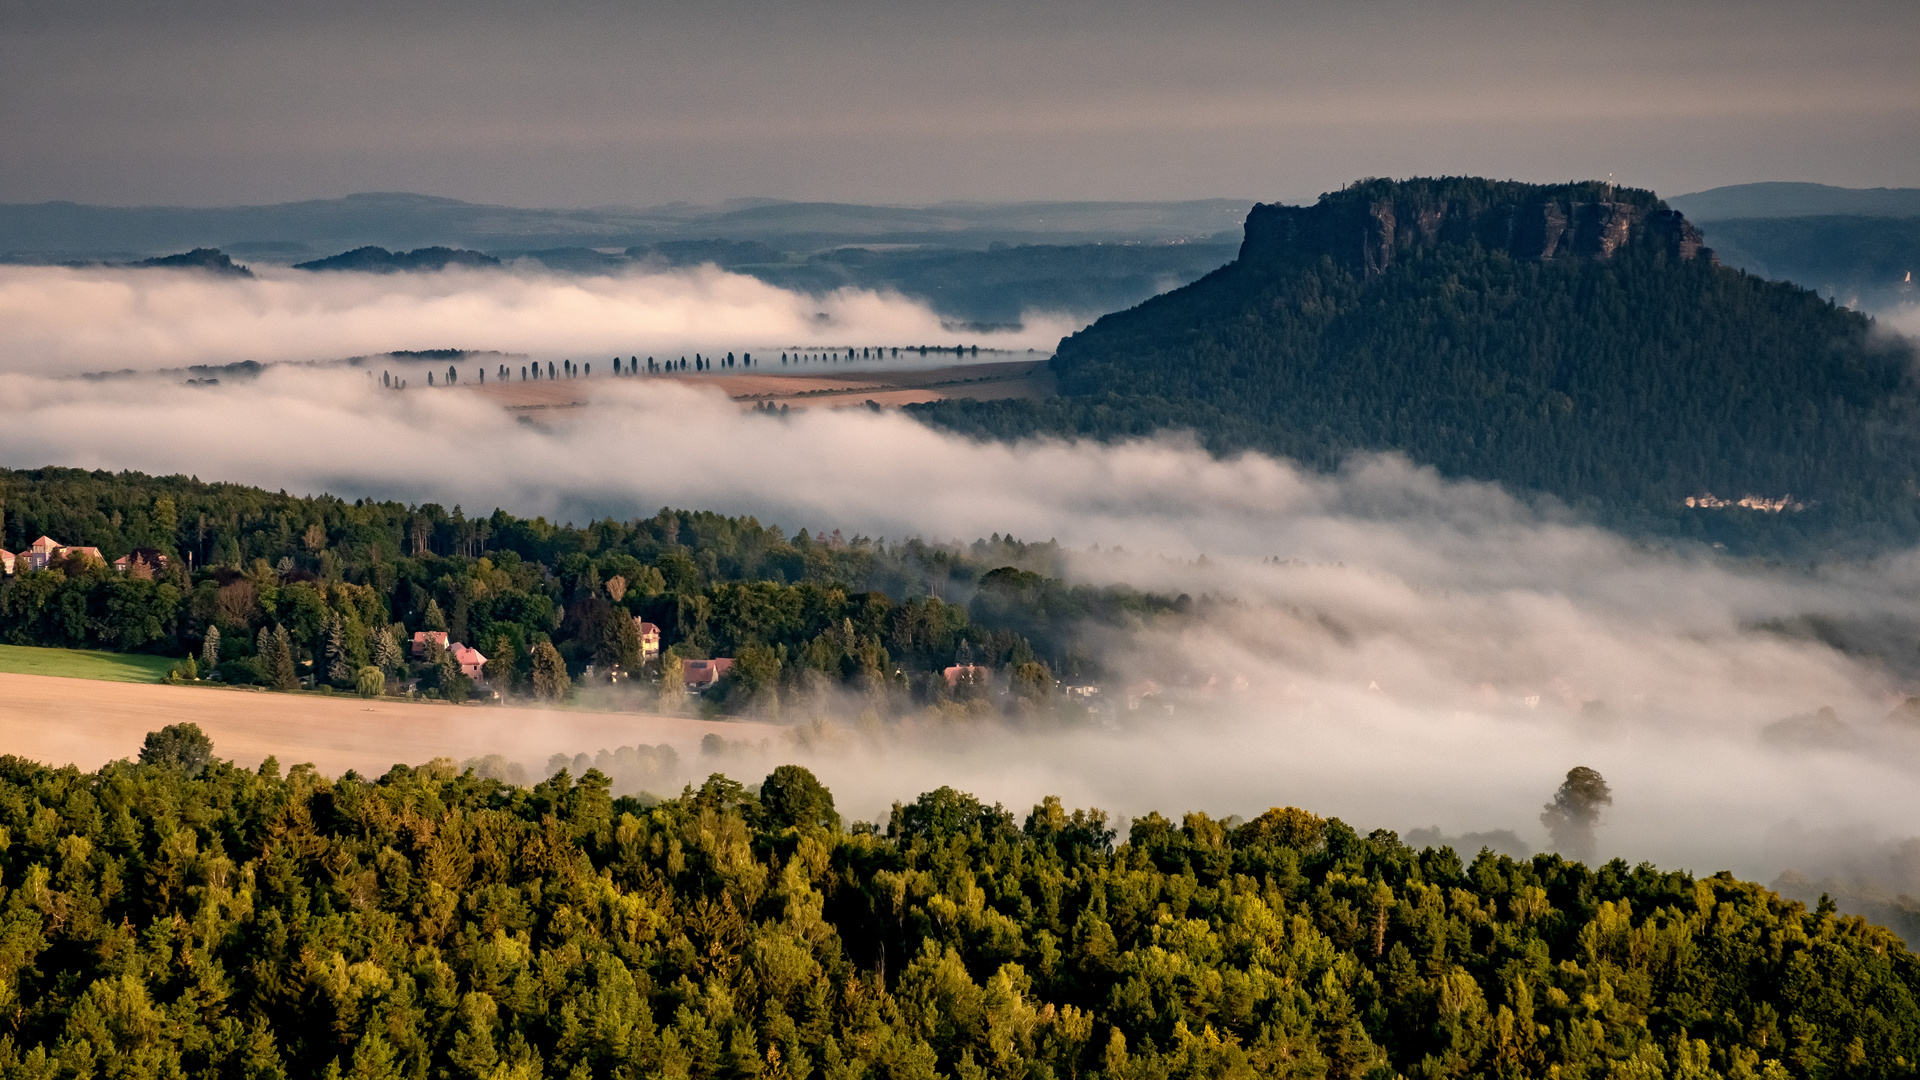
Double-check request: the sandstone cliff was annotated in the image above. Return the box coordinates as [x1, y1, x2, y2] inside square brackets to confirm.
[1239, 177, 1711, 276]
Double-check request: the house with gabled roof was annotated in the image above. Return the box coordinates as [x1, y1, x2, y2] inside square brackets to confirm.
[25, 536, 62, 572]
[62, 546, 105, 567]
[0, 549, 13, 575]
[113, 548, 170, 577]
[683, 658, 733, 691]
[411, 630, 449, 658]
[634, 619, 661, 659]
[450, 643, 488, 681]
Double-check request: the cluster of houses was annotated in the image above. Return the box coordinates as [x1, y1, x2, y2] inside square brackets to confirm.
[410, 631, 491, 682]
[620, 619, 740, 694]
[0, 536, 169, 577]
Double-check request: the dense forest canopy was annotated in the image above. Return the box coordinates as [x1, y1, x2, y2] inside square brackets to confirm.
[0, 742, 1912, 1080]
[910, 178, 1920, 555]
[0, 468, 1182, 711]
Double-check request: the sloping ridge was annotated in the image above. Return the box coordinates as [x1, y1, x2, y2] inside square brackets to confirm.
[912, 177, 1920, 554]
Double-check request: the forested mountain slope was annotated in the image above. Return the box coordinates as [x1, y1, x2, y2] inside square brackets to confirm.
[0, 467, 1169, 705]
[0, 748, 1913, 1080]
[913, 178, 1920, 554]
[1695, 215, 1920, 313]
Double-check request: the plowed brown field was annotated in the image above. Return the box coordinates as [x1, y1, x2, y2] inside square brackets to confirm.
[0, 672, 774, 776]
[465, 359, 1052, 412]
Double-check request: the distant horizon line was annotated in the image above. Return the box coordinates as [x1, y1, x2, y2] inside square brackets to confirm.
[14, 178, 1917, 214]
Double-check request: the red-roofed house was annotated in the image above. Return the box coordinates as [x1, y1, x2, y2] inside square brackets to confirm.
[450, 643, 488, 681]
[943, 664, 991, 688]
[113, 549, 170, 576]
[0, 549, 13, 575]
[60, 546, 105, 567]
[411, 630, 449, 658]
[634, 620, 661, 660]
[25, 536, 62, 572]
[683, 658, 734, 691]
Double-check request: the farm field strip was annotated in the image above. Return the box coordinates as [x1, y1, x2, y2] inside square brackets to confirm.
[463, 359, 1053, 412]
[0, 644, 174, 684]
[0, 672, 775, 777]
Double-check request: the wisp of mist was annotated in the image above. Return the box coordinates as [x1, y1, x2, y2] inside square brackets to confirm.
[1, 262, 1917, 916]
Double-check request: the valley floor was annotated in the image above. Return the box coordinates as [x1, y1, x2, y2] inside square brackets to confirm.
[463, 358, 1054, 413]
[0, 671, 773, 776]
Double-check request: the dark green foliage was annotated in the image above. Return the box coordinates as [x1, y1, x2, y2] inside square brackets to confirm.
[292, 245, 501, 272]
[134, 721, 212, 774]
[759, 764, 839, 831]
[1699, 213, 1920, 311]
[131, 247, 254, 276]
[0, 469, 1179, 705]
[0, 753, 1912, 1079]
[1541, 765, 1614, 862]
[912, 178, 1920, 555]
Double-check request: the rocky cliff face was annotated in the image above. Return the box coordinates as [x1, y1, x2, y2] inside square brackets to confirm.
[1239, 178, 1710, 276]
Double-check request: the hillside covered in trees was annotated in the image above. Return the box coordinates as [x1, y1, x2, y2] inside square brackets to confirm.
[0, 739, 1913, 1080]
[0, 468, 1176, 711]
[911, 178, 1920, 554]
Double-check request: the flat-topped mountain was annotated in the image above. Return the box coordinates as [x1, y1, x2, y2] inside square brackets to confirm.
[914, 178, 1920, 554]
[1239, 178, 1708, 274]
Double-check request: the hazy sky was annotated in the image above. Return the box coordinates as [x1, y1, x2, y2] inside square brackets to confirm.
[3, 0, 1918, 207]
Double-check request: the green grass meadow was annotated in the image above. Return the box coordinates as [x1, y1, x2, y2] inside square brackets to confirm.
[0, 644, 174, 683]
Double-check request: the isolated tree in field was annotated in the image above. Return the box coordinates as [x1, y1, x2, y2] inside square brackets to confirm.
[355, 665, 384, 698]
[530, 641, 569, 701]
[761, 764, 839, 831]
[1541, 766, 1612, 862]
[139, 722, 212, 775]
[200, 625, 221, 670]
[422, 598, 447, 632]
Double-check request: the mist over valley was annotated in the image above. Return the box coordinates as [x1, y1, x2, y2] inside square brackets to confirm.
[7, 1, 1920, 1069]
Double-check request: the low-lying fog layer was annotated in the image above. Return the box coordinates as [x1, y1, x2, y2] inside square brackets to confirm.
[3, 363, 1918, 906]
[2, 260, 1918, 925]
[0, 262, 1075, 375]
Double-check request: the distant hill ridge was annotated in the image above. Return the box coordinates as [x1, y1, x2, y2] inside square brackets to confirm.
[130, 247, 252, 277]
[0, 193, 1251, 258]
[292, 245, 500, 272]
[911, 176, 1920, 555]
[1669, 182, 1920, 221]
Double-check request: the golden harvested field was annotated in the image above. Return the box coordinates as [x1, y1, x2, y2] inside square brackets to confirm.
[0, 672, 776, 777]
[465, 359, 1053, 412]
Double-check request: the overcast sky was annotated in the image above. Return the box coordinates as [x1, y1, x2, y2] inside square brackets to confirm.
[3, 0, 1916, 208]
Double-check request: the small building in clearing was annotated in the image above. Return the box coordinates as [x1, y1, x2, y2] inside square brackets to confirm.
[635, 619, 661, 660]
[411, 630, 449, 658]
[683, 658, 734, 691]
[113, 549, 170, 577]
[943, 664, 992, 688]
[450, 643, 488, 681]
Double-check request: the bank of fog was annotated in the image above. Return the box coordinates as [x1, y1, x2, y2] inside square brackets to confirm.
[0, 261, 1074, 377]
[2, 366, 1917, 933]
